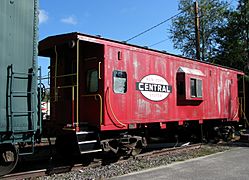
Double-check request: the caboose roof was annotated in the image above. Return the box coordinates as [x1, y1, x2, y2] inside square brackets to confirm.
[39, 32, 244, 75]
[178, 67, 205, 76]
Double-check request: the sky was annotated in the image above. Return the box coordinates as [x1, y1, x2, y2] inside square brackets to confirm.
[38, 0, 237, 78]
[39, 1, 179, 51]
[38, 0, 181, 78]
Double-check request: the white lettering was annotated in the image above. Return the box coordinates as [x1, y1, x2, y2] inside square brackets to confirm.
[149, 84, 154, 91]
[139, 83, 144, 91]
[136, 74, 172, 101]
[145, 83, 149, 91]
[162, 85, 166, 92]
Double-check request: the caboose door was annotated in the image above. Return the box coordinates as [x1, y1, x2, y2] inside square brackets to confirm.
[79, 41, 104, 128]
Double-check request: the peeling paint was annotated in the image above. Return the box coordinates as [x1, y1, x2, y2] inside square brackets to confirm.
[217, 74, 222, 115]
[39, 32, 243, 132]
[137, 98, 151, 117]
[108, 48, 113, 69]
[155, 102, 168, 115]
[133, 53, 138, 79]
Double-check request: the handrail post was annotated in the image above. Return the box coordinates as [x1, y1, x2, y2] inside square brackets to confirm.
[72, 86, 75, 126]
[76, 39, 80, 131]
[98, 62, 102, 79]
[54, 46, 58, 102]
[38, 66, 42, 133]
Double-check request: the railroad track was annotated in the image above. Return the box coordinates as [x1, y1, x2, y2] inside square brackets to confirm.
[2, 165, 76, 179]
[136, 143, 202, 158]
[1, 143, 202, 179]
[1, 169, 47, 180]
[66, 143, 203, 173]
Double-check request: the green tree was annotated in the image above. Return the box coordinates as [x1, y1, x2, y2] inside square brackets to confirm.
[213, 0, 249, 73]
[170, 0, 229, 61]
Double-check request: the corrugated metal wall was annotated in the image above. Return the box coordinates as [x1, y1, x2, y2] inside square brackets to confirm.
[0, 0, 38, 136]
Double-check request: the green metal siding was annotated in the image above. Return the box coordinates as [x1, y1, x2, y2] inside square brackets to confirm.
[0, 0, 39, 142]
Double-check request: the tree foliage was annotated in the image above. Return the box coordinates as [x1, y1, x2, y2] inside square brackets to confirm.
[213, 0, 249, 73]
[170, 0, 229, 61]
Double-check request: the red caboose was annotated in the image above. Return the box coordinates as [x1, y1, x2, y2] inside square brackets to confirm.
[39, 32, 244, 155]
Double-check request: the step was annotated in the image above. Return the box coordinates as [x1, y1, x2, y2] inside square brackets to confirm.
[76, 131, 99, 142]
[76, 131, 95, 135]
[78, 139, 101, 153]
[78, 140, 97, 145]
[80, 149, 102, 154]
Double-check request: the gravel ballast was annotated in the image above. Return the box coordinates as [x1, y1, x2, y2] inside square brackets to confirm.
[38, 144, 231, 180]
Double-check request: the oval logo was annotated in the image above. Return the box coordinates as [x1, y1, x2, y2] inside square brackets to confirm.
[136, 75, 172, 101]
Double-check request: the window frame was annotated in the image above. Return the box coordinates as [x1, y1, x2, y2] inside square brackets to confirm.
[190, 78, 203, 98]
[86, 68, 99, 93]
[113, 70, 127, 94]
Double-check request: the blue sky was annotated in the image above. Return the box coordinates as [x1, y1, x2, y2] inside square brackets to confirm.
[38, 0, 237, 78]
[39, 1, 179, 52]
[38, 1, 181, 78]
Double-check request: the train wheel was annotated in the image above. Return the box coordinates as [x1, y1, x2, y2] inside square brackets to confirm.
[131, 147, 142, 156]
[0, 144, 18, 176]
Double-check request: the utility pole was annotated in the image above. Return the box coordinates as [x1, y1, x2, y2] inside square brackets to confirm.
[194, 1, 201, 60]
[245, 0, 249, 70]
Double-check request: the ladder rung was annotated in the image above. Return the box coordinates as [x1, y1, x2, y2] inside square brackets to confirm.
[12, 76, 29, 79]
[12, 111, 34, 113]
[9, 93, 34, 98]
[12, 72, 34, 76]
[13, 130, 34, 134]
[11, 91, 34, 94]
[10, 111, 34, 115]
[11, 95, 28, 98]
[9, 76, 31, 80]
[9, 114, 33, 117]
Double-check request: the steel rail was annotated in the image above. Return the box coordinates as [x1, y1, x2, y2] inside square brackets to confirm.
[2, 169, 47, 179]
[1, 143, 203, 179]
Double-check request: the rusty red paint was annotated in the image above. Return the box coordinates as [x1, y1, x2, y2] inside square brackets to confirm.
[39, 33, 244, 132]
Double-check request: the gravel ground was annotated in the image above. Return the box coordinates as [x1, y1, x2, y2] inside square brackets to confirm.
[38, 144, 231, 180]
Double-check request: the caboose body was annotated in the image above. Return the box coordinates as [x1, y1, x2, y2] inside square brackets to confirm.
[39, 32, 243, 155]
[0, 0, 40, 175]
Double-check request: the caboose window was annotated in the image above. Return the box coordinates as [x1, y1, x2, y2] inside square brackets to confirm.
[190, 78, 202, 98]
[197, 79, 203, 97]
[113, 70, 127, 94]
[87, 69, 98, 93]
[190, 79, 197, 97]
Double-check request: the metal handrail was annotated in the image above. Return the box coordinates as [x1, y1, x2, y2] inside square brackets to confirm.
[98, 62, 101, 79]
[53, 73, 77, 78]
[81, 94, 103, 125]
[38, 67, 42, 134]
[57, 85, 77, 89]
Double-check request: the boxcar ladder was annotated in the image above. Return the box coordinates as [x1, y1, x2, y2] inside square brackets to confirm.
[7, 65, 36, 155]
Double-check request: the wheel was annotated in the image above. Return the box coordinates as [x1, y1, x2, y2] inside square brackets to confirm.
[0, 144, 18, 176]
[131, 147, 142, 156]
